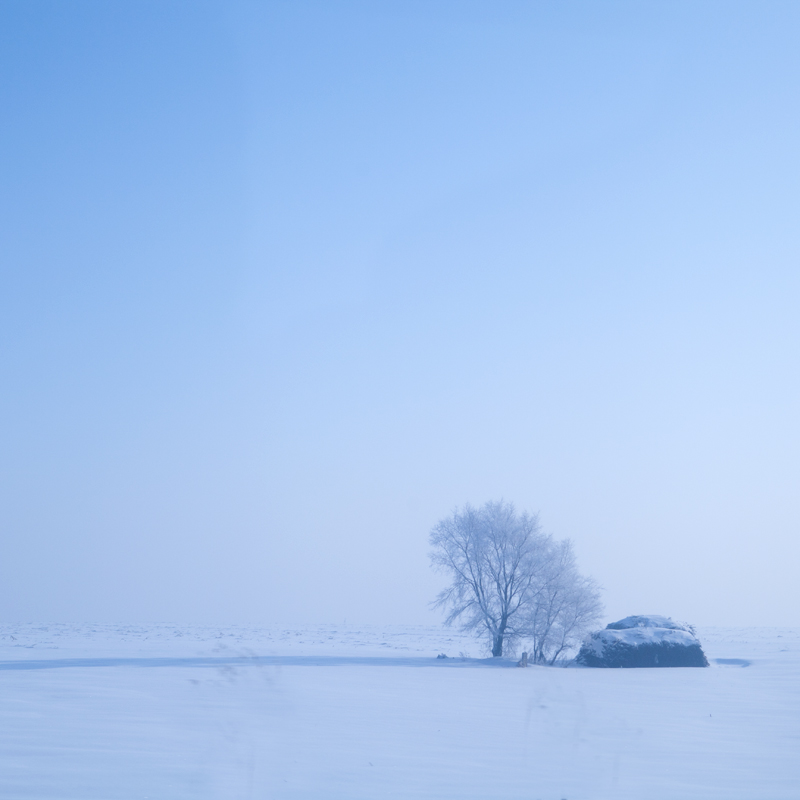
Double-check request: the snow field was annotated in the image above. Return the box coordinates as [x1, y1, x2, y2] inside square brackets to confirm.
[0, 624, 798, 799]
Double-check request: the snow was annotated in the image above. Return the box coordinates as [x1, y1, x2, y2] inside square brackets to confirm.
[1, 623, 798, 799]
[581, 624, 700, 656]
[606, 614, 691, 631]
[576, 614, 708, 667]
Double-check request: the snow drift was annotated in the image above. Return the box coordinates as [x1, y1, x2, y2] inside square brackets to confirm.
[576, 615, 709, 668]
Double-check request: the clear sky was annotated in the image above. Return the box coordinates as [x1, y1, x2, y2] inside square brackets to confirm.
[2, 1, 800, 627]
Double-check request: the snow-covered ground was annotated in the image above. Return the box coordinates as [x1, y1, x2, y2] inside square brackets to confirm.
[1, 623, 798, 799]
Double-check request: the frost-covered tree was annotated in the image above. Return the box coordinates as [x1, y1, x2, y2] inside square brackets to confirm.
[429, 500, 602, 661]
[429, 501, 552, 657]
[521, 539, 603, 665]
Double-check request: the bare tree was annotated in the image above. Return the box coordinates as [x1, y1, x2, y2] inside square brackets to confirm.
[429, 500, 603, 661]
[429, 501, 552, 657]
[521, 539, 603, 664]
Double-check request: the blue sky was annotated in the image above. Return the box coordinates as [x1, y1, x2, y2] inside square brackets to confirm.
[2, 1, 800, 625]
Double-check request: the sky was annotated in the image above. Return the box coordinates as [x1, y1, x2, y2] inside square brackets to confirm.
[2, 1, 800, 627]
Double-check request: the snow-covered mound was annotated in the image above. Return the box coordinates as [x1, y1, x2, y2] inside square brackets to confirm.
[577, 615, 709, 668]
[606, 614, 687, 631]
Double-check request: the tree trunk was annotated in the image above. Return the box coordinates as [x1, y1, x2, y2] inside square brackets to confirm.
[492, 632, 504, 657]
[492, 616, 508, 657]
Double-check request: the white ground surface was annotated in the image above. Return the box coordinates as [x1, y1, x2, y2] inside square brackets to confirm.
[1, 623, 798, 799]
